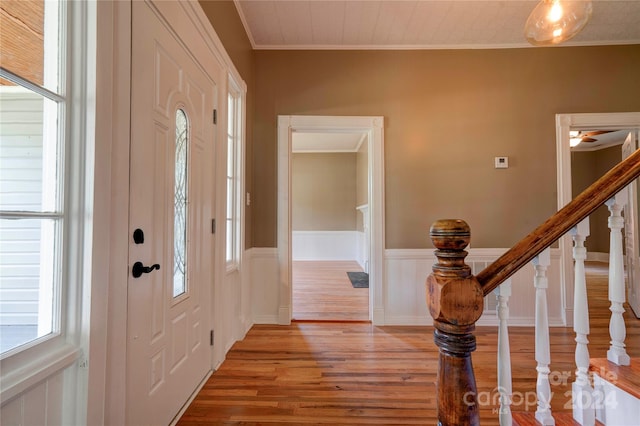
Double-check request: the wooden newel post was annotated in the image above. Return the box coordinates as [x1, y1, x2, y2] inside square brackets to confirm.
[426, 219, 484, 426]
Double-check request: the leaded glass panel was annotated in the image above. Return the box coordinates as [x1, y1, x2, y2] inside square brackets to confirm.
[173, 109, 188, 297]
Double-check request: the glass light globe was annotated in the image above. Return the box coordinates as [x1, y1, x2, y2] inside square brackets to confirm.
[524, 0, 593, 46]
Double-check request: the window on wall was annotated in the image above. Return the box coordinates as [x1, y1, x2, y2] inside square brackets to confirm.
[0, 0, 65, 355]
[225, 87, 242, 269]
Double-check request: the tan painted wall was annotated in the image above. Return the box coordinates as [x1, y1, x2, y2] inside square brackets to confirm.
[292, 153, 357, 231]
[198, 0, 254, 247]
[252, 46, 640, 248]
[572, 145, 626, 254]
[197, 4, 640, 249]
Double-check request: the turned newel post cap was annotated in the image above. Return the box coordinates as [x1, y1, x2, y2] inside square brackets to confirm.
[430, 219, 470, 250]
[426, 219, 483, 327]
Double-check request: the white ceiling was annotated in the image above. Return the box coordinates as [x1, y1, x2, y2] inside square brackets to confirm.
[292, 131, 367, 152]
[235, 0, 640, 50]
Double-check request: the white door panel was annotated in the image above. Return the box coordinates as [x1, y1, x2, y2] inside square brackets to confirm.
[127, 1, 217, 424]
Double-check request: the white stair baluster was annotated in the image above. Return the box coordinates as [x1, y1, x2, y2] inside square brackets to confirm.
[496, 279, 512, 426]
[533, 249, 555, 425]
[606, 193, 631, 366]
[571, 218, 595, 425]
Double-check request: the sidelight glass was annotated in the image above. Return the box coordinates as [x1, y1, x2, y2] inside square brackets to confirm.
[0, 0, 64, 355]
[226, 92, 241, 268]
[173, 109, 188, 297]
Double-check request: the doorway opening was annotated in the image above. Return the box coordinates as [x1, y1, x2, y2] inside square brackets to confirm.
[277, 115, 385, 325]
[290, 132, 369, 321]
[556, 113, 640, 323]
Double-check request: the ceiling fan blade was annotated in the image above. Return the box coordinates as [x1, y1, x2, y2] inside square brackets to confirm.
[581, 137, 598, 143]
[581, 130, 613, 137]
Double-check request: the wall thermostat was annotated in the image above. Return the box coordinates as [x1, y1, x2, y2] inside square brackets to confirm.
[495, 157, 509, 169]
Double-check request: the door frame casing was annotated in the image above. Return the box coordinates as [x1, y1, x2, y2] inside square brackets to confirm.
[277, 115, 385, 324]
[556, 112, 640, 326]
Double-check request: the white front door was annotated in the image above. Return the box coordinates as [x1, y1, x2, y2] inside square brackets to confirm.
[127, 1, 218, 424]
[622, 131, 640, 317]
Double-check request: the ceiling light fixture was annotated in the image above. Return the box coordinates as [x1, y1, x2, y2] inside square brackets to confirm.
[570, 130, 582, 147]
[525, 0, 593, 46]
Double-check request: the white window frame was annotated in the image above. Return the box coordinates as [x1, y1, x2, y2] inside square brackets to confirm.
[225, 76, 245, 272]
[0, 0, 93, 412]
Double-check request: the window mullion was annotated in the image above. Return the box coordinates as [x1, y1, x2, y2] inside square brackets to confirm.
[0, 68, 65, 103]
[0, 212, 64, 220]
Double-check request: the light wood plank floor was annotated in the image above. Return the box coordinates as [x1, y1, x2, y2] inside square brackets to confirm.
[292, 261, 369, 321]
[178, 262, 640, 425]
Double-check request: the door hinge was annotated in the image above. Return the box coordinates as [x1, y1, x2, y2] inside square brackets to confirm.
[211, 218, 216, 234]
[210, 329, 214, 346]
[213, 109, 217, 124]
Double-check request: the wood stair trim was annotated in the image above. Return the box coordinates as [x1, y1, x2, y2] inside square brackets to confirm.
[512, 411, 604, 425]
[589, 357, 640, 400]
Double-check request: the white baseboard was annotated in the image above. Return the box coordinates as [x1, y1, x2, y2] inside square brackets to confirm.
[235, 315, 252, 342]
[253, 315, 280, 324]
[248, 248, 279, 325]
[372, 308, 385, 325]
[278, 307, 291, 325]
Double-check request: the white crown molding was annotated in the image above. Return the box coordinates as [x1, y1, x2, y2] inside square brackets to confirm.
[248, 40, 640, 51]
[233, 0, 257, 50]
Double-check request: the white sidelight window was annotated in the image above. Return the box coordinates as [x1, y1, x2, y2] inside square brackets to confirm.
[1, 0, 96, 422]
[0, 0, 64, 356]
[225, 80, 244, 270]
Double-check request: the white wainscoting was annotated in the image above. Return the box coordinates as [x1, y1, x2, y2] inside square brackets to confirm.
[292, 231, 360, 262]
[220, 268, 242, 356]
[384, 248, 565, 326]
[355, 231, 367, 271]
[237, 251, 253, 342]
[1, 370, 65, 425]
[249, 246, 565, 327]
[249, 248, 281, 324]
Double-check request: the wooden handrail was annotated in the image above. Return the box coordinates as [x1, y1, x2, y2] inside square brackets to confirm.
[477, 148, 640, 296]
[426, 148, 640, 425]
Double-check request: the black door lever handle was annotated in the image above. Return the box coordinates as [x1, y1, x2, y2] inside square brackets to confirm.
[132, 261, 161, 278]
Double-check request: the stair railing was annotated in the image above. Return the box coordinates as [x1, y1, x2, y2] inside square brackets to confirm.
[426, 148, 640, 425]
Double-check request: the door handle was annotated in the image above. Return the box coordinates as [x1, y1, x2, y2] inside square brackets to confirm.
[132, 261, 161, 278]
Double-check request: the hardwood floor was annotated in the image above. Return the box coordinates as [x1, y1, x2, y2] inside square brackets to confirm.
[292, 261, 369, 321]
[177, 262, 640, 425]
